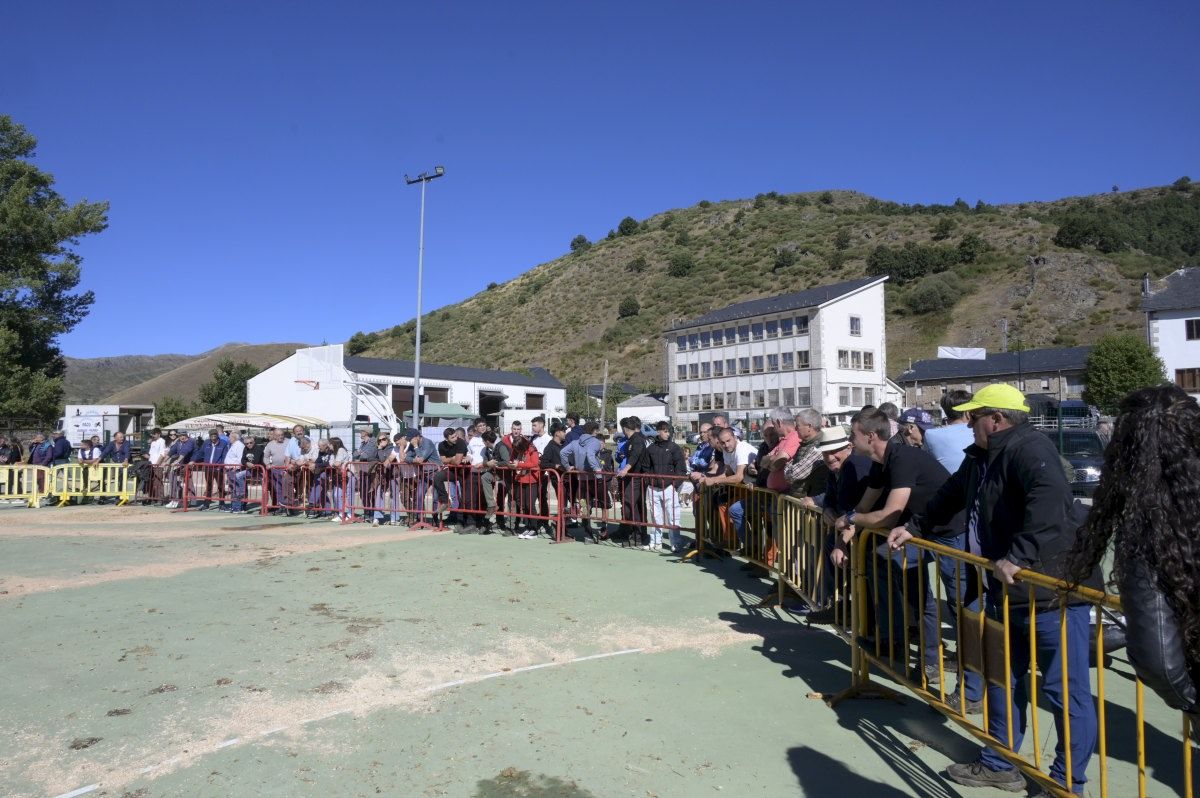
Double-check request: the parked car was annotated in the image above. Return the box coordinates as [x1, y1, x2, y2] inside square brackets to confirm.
[1042, 429, 1108, 497]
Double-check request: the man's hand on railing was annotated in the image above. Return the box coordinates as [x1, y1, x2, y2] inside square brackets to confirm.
[887, 527, 913, 551]
[992, 558, 1023, 585]
[831, 542, 849, 568]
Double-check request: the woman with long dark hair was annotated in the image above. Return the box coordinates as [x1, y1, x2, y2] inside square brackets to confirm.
[1067, 384, 1200, 732]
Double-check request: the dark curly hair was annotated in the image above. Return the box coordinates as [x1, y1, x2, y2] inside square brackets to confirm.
[1066, 385, 1200, 669]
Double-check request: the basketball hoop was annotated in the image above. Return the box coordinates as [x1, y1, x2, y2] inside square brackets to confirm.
[294, 379, 320, 390]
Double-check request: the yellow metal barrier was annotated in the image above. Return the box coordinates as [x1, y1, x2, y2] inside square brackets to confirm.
[48, 463, 137, 506]
[843, 526, 1197, 798]
[0, 464, 50, 507]
[690, 485, 1196, 798]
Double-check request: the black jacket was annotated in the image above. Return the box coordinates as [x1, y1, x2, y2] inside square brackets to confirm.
[908, 422, 1102, 607]
[624, 432, 650, 474]
[1120, 558, 1198, 716]
[539, 440, 564, 472]
[644, 438, 686, 478]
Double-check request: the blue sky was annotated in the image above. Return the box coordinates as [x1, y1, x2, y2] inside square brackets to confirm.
[4, 0, 1197, 358]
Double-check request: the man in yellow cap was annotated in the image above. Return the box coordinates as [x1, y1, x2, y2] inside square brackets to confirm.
[887, 383, 1099, 796]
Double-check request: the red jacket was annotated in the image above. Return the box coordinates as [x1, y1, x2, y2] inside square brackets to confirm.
[513, 448, 540, 484]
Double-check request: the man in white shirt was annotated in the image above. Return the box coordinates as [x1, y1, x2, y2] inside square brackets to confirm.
[221, 431, 244, 511]
[704, 427, 758, 547]
[529, 416, 552, 455]
[147, 428, 168, 466]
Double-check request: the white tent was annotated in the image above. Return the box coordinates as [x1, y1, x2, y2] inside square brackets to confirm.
[164, 412, 330, 432]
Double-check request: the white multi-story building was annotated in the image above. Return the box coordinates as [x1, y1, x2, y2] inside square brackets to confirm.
[666, 276, 888, 430]
[1144, 267, 1200, 399]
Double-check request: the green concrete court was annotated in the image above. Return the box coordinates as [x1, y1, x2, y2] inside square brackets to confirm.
[0, 505, 1193, 797]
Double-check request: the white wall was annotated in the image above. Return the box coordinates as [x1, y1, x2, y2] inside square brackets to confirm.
[1150, 308, 1200, 398]
[816, 281, 887, 413]
[617, 401, 669, 424]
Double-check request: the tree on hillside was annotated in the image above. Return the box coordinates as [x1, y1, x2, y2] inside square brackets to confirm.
[197, 358, 262, 414]
[626, 255, 647, 273]
[618, 297, 640, 318]
[0, 115, 108, 420]
[667, 251, 695, 277]
[347, 331, 378, 355]
[617, 216, 639, 236]
[773, 249, 796, 272]
[818, 191, 834, 205]
[565, 380, 591, 417]
[1083, 334, 1166, 414]
[957, 232, 991, 263]
[931, 217, 956, 240]
[155, 396, 194, 426]
[570, 234, 591, 253]
[833, 229, 852, 251]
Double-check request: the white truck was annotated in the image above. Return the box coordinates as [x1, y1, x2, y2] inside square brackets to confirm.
[57, 404, 157, 449]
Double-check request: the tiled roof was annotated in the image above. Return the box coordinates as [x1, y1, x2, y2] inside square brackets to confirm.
[586, 382, 642, 399]
[344, 356, 563, 389]
[896, 346, 1093, 383]
[670, 276, 886, 331]
[1143, 267, 1200, 312]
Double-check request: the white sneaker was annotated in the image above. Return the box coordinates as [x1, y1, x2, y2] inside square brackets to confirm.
[518, 530, 535, 539]
[165, 501, 177, 509]
[330, 516, 343, 524]
[371, 519, 380, 527]
[642, 544, 653, 551]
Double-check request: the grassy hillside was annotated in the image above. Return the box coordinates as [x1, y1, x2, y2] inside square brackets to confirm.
[353, 183, 1198, 385]
[64, 353, 197, 403]
[102, 343, 308, 406]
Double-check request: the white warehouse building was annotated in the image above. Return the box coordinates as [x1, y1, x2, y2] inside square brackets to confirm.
[666, 276, 889, 430]
[1143, 267, 1200, 400]
[248, 344, 566, 428]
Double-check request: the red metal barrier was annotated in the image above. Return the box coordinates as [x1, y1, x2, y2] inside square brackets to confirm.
[263, 465, 344, 517]
[131, 464, 168, 505]
[341, 462, 446, 529]
[438, 465, 564, 540]
[179, 463, 267, 514]
[559, 470, 690, 551]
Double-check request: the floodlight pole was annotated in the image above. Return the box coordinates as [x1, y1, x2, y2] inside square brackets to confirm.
[404, 166, 445, 431]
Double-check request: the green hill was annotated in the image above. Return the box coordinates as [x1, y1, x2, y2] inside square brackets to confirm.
[64, 353, 198, 403]
[352, 182, 1198, 387]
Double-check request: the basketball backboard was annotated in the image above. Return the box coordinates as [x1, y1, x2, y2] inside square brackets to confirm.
[294, 344, 346, 390]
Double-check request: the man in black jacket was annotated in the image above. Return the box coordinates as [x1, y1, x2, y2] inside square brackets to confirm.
[888, 384, 1098, 796]
[537, 423, 567, 536]
[644, 421, 687, 552]
[616, 416, 650, 545]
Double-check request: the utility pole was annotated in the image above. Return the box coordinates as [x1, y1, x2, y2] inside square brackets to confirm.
[600, 359, 609, 427]
[1001, 318, 1009, 353]
[403, 165, 446, 431]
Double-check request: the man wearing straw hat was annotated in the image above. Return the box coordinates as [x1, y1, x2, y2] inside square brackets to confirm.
[887, 383, 1099, 796]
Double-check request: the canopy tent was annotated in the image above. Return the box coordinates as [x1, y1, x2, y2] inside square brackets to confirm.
[164, 412, 330, 432]
[402, 402, 475, 422]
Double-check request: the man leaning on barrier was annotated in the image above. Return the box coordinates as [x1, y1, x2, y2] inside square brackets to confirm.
[887, 384, 1101, 796]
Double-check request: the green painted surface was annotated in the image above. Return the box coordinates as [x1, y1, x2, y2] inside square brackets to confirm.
[0, 506, 1192, 797]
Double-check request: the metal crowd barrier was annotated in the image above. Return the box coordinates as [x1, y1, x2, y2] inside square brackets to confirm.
[48, 463, 137, 505]
[180, 463, 267, 514]
[435, 464, 564, 538]
[693, 482, 1195, 797]
[556, 470, 689, 546]
[0, 464, 50, 507]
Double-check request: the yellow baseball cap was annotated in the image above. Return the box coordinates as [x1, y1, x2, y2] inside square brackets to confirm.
[952, 383, 1031, 413]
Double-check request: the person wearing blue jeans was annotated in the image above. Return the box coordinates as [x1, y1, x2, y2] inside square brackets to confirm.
[888, 384, 1103, 795]
[978, 600, 1096, 794]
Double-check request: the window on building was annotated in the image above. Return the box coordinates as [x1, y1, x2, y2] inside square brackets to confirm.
[713, 360, 724, 377]
[713, 393, 725, 410]
[1188, 319, 1200, 340]
[780, 317, 794, 336]
[711, 329, 723, 346]
[752, 355, 764, 373]
[701, 362, 711, 378]
[677, 335, 687, 351]
[688, 334, 699, 349]
[783, 388, 795, 406]
[766, 320, 779, 338]
[796, 387, 812, 407]
[1041, 378, 1050, 391]
[725, 327, 736, 344]
[863, 351, 874, 370]
[796, 315, 810, 334]
[702, 394, 713, 410]
[850, 316, 862, 336]
[749, 322, 762, 341]
[851, 351, 862, 369]
[798, 350, 810, 369]
[738, 325, 750, 343]
[739, 390, 752, 408]
[726, 358, 737, 375]
[1066, 376, 1085, 395]
[838, 349, 850, 369]
[726, 392, 738, 409]
[782, 352, 794, 370]
[852, 387, 863, 406]
[527, 393, 544, 410]
[688, 363, 699, 379]
[677, 396, 686, 413]
[767, 354, 779, 372]
[689, 395, 700, 411]
[864, 387, 875, 406]
[677, 365, 687, 381]
[767, 388, 779, 407]
[1177, 369, 1200, 392]
[964, 383, 972, 393]
[700, 331, 711, 348]
[753, 390, 766, 408]
[838, 386, 850, 406]
[916, 385, 923, 397]
[739, 357, 751, 375]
